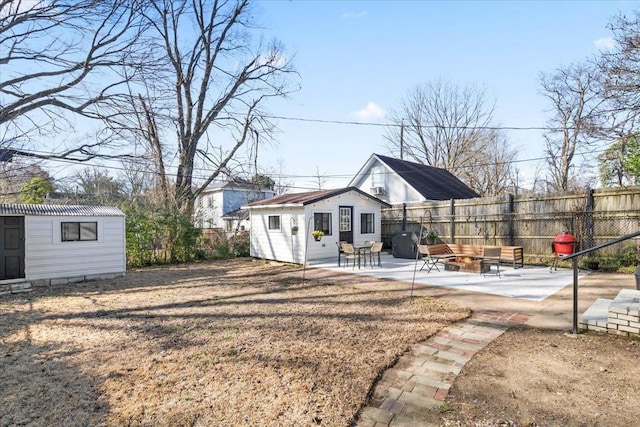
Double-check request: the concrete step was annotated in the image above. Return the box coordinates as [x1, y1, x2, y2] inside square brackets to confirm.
[579, 289, 640, 336]
[579, 298, 611, 332]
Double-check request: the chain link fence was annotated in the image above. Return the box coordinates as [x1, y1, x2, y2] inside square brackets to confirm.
[382, 207, 640, 270]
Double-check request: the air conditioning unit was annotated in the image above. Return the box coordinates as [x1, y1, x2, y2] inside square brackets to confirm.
[370, 186, 385, 195]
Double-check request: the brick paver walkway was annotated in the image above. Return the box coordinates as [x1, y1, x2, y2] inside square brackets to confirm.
[356, 311, 531, 427]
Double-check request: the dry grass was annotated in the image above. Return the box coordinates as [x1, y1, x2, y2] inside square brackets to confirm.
[1, 258, 469, 427]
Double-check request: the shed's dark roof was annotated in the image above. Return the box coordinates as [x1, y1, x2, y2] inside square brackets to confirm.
[375, 154, 479, 200]
[222, 208, 249, 220]
[0, 204, 125, 216]
[246, 187, 391, 208]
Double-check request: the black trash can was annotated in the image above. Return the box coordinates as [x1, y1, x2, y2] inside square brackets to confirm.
[392, 231, 418, 259]
[636, 266, 640, 290]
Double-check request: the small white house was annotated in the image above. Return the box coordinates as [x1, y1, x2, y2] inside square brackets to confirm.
[194, 180, 275, 236]
[243, 187, 391, 264]
[348, 153, 479, 205]
[0, 204, 126, 291]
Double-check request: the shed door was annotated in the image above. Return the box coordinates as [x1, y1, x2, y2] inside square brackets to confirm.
[0, 216, 25, 280]
[339, 206, 353, 243]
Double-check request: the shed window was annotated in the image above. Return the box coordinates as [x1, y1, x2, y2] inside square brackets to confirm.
[62, 222, 97, 242]
[361, 213, 375, 234]
[268, 215, 281, 230]
[314, 213, 332, 236]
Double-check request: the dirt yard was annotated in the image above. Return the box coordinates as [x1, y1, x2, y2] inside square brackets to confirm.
[441, 326, 640, 427]
[0, 258, 469, 427]
[3, 258, 640, 426]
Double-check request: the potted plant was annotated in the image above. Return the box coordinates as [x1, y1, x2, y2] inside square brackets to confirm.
[422, 228, 439, 245]
[291, 226, 299, 235]
[311, 230, 324, 241]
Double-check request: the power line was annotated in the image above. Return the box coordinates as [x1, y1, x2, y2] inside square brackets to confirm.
[264, 114, 561, 131]
[14, 143, 612, 183]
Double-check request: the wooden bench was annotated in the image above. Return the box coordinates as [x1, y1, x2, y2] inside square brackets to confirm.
[446, 243, 524, 269]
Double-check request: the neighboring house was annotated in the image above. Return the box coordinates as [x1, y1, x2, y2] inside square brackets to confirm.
[195, 180, 275, 235]
[221, 208, 249, 233]
[348, 153, 479, 205]
[243, 187, 391, 264]
[0, 204, 125, 290]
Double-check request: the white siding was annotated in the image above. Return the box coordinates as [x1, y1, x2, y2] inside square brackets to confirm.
[352, 158, 424, 205]
[196, 187, 275, 229]
[249, 190, 384, 264]
[25, 215, 126, 280]
[304, 192, 383, 262]
[250, 208, 305, 263]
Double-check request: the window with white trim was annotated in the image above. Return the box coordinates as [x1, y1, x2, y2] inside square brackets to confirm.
[268, 215, 281, 230]
[361, 213, 374, 234]
[314, 213, 332, 235]
[61, 222, 98, 242]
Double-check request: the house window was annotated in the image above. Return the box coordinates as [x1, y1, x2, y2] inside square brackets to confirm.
[372, 166, 385, 187]
[268, 215, 281, 230]
[314, 213, 332, 235]
[339, 207, 351, 232]
[361, 213, 374, 234]
[61, 222, 97, 242]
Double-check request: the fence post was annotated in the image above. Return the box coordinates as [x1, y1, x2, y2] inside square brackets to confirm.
[585, 188, 595, 250]
[402, 203, 407, 231]
[508, 193, 515, 246]
[449, 199, 455, 243]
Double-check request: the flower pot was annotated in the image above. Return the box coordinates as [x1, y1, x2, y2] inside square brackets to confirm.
[291, 228, 298, 235]
[313, 235, 322, 241]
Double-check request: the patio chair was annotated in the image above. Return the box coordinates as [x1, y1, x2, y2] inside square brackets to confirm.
[341, 243, 359, 269]
[336, 241, 347, 266]
[418, 244, 442, 272]
[482, 246, 501, 277]
[368, 242, 383, 267]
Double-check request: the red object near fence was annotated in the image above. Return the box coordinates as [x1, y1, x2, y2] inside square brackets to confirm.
[550, 232, 578, 272]
[552, 231, 577, 257]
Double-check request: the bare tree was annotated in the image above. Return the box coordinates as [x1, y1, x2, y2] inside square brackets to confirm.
[270, 158, 295, 195]
[0, 0, 144, 160]
[109, 0, 296, 215]
[539, 62, 604, 192]
[463, 130, 518, 197]
[385, 79, 516, 195]
[599, 10, 640, 120]
[311, 166, 327, 191]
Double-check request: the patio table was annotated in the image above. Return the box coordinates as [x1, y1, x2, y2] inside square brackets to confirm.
[353, 243, 373, 269]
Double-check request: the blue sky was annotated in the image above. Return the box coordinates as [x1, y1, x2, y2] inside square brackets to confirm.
[252, 0, 639, 190]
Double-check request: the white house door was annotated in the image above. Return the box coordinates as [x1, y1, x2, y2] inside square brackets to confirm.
[339, 206, 353, 243]
[0, 216, 25, 280]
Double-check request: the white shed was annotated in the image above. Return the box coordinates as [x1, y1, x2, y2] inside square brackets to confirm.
[244, 187, 391, 264]
[0, 204, 126, 291]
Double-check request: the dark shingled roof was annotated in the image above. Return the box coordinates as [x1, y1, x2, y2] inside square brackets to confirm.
[222, 208, 249, 220]
[246, 187, 391, 208]
[375, 154, 479, 200]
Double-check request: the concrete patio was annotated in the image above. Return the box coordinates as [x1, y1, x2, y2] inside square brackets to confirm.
[310, 252, 586, 302]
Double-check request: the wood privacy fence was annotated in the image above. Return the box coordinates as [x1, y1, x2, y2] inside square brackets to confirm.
[381, 186, 640, 267]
